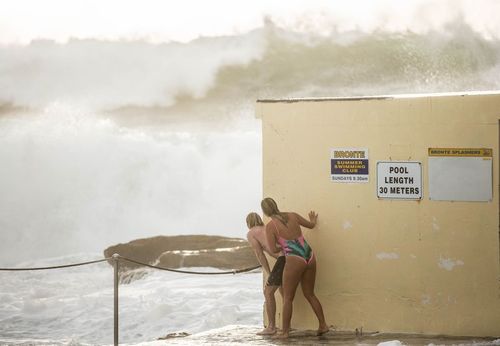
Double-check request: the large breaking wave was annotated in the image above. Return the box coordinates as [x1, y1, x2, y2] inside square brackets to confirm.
[1, 20, 499, 112]
[0, 14, 500, 264]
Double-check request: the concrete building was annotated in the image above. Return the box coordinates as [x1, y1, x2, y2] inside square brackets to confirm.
[256, 91, 500, 337]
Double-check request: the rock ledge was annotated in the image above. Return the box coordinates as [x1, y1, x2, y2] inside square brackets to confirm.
[103, 235, 259, 275]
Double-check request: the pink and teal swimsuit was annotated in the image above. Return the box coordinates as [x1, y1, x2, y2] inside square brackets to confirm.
[273, 221, 314, 264]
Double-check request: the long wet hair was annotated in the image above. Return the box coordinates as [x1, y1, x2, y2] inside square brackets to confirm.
[246, 212, 264, 228]
[261, 197, 288, 224]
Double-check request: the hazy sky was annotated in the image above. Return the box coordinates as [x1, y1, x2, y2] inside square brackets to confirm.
[1, 0, 499, 44]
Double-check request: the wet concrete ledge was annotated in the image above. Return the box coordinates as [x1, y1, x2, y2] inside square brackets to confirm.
[137, 325, 500, 346]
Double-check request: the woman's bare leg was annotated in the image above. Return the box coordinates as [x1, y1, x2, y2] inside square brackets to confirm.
[274, 257, 305, 338]
[257, 285, 279, 335]
[300, 257, 328, 335]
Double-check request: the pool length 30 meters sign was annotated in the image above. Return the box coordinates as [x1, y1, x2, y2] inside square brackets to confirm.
[331, 148, 369, 183]
[377, 161, 422, 200]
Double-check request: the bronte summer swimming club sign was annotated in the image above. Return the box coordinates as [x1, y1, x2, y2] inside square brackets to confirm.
[330, 148, 369, 183]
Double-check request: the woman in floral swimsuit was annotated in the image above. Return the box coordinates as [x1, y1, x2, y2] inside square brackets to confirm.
[261, 197, 329, 339]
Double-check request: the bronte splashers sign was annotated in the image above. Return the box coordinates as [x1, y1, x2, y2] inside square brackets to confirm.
[331, 148, 369, 183]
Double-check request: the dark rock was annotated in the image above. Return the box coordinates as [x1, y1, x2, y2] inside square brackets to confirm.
[103, 235, 260, 281]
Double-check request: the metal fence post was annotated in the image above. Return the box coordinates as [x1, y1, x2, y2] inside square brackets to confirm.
[112, 254, 120, 346]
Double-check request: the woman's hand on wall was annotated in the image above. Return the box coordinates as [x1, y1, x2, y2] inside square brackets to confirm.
[308, 211, 318, 227]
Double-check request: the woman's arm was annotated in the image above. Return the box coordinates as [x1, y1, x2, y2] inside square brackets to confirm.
[247, 233, 272, 274]
[254, 248, 272, 275]
[295, 211, 318, 229]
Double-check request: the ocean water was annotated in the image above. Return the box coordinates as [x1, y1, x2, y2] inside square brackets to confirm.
[0, 254, 263, 345]
[1, 1, 500, 344]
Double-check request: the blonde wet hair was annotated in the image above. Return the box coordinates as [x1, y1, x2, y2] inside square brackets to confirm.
[261, 197, 288, 224]
[246, 212, 264, 228]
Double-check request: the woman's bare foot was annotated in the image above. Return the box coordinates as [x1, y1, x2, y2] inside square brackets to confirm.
[317, 325, 329, 336]
[272, 331, 289, 339]
[256, 327, 277, 335]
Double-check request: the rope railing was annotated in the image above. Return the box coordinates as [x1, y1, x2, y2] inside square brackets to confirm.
[0, 253, 262, 345]
[119, 255, 261, 275]
[0, 258, 110, 271]
[0, 255, 261, 274]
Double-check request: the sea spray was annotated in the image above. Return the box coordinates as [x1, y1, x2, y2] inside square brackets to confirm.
[0, 33, 266, 110]
[0, 105, 261, 264]
[1, 23, 499, 112]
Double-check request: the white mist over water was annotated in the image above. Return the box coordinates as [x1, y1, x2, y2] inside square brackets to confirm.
[0, 104, 261, 264]
[0, 34, 266, 110]
[1, 1, 500, 344]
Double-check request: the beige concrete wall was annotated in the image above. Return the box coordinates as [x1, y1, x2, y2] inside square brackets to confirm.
[257, 93, 500, 337]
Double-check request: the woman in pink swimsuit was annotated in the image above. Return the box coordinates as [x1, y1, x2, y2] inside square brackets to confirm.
[261, 197, 328, 339]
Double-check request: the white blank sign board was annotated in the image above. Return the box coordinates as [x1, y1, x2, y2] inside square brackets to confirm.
[428, 148, 493, 202]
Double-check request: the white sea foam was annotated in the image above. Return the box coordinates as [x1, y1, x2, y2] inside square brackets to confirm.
[377, 341, 403, 346]
[0, 254, 263, 345]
